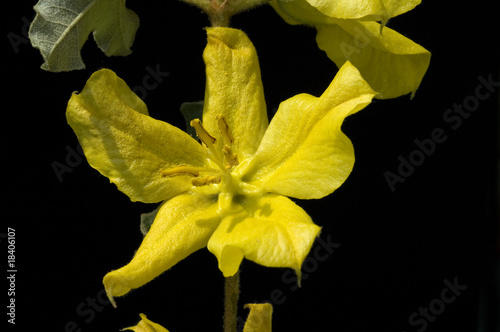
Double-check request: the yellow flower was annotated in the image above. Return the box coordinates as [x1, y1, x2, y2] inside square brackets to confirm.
[243, 303, 273, 332]
[66, 27, 376, 306]
[120, 306, 271, 332]
[273, 0, 421, 23]
[270, 0, 431, 99]
[122, 313, 169, 332]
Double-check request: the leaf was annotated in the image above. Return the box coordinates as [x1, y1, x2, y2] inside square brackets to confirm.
[140, 205, 161, 237]
[180, 101, 204, 140]
[29, 0, 140, 72]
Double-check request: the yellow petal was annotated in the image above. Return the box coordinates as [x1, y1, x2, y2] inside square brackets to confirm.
[207, 194, 321, 280]
[269, 0, 331, 25]
[307, 0, 421, 21]
[271, 0, 420, 23]
[66, 69, 208, 203]
[240, 62, 375, 199]
[202, 27, 268, 160]
[316, 20, 431, 99]
[380, 0, 422, 18]
[122, 313, 170, 332]
[103, 191, 220, 306]
[243, 303, 273, 332]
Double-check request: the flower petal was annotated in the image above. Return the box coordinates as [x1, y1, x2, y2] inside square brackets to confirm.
[243, 303, 273, 332]
[307, 0, 421, 21]
[202, 27, 268, 159]
[271, 0, 420, 23]
[316, 20, 431, 99]
[239, 62, 375, 199]
[207, 194, 321, 279]
[66, 69, 208, 203]
[270, 0, 333, 25]
[122, 313, 170, 332]
[103, 191, 220, 306]
[381, 0, 422, 18]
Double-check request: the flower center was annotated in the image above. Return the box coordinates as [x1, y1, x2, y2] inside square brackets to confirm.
[190, 114, 239, 172]
[159, 114, 240, 191]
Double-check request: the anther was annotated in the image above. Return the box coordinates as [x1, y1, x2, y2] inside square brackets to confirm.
[160, 166, 202, 177]
[191, 119, 217, 147]
[216, 114, 234, 144]
[192, 176, 222, 187]
[222, 145, 239, 168]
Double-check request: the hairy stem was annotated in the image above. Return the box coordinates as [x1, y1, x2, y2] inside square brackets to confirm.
[223, 269, 240, 332]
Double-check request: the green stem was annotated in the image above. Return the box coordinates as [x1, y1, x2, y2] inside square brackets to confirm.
[209, 12, 231, 28]
[178, 0, 232, 27]
[223, 269, 240, 332]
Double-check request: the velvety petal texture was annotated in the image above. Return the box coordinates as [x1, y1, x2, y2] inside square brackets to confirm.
[243, 303, 273, 332]
[382, 0, 421, 18]
[208, 194, 321, 278]
[269, 0, 430, 99]
[317, 20, 431, 99]
[240, 61, 375, 199]
[300, 0, 420, 21]
[66, 69, 208, 203]
[122, 313, 170, 332]
[103, 192, 220, 306]
[270, 0, 333, 25]
[202, 27, 268, 160]
[64, 26, 376, 307]
[271, 0, 420, 24]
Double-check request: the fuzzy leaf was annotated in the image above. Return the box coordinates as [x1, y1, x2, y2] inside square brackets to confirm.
[140, 205, 161, 237]
[180, 101, 204, 140]
[29, 0, 140, 72]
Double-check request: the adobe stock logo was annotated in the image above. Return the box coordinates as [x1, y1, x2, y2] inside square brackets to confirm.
[384, 74, 499, 192]
[131, 64, 170, 100]
[401, 277, 467, 332]
[65, 288, 111, 332]
[7, 16, 30, 54]
[235, 234, 341, 331]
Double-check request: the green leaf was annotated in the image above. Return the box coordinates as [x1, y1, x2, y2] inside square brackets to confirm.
[29, 0, 140, 72]
[140, 205, 161, 237]
[180, 101, 204, 140]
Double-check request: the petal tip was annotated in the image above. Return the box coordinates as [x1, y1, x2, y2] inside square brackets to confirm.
[103, 271, 131, 308]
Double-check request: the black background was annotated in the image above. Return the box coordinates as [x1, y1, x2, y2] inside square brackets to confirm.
[3, 1, 499, 331]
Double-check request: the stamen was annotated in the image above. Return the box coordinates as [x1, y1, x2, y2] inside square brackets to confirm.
[160, 166, 205, 177]
[192, 176, 222, 187]
[216, 114, 234, 144]
[222, 145, 239, 168]
[191, 119, 217, 147]
[190, 118, 225, 169]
